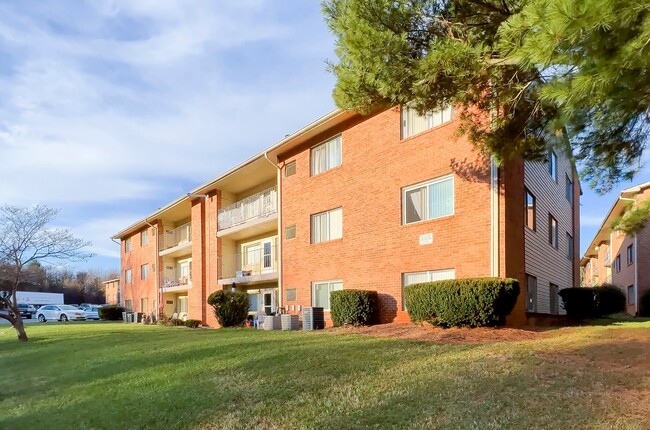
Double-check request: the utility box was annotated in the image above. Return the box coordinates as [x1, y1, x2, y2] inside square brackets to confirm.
[302, 307, 325, 330]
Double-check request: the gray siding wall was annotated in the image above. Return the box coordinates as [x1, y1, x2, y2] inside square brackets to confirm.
[524, 153, 575, 314]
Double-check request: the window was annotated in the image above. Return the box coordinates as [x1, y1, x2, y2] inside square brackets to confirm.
[312, 280, 343, 310]
[401, 104, 452, 138]
[125, 300, 132, 311]
[615, 254, 621, 273]
[286, 288, 297, 301]
[549, 284, 559, 315]
[125, 269, 132, 284]
[141, 298, 147, 314]
[311, 135, 342, 176]
[628, 285, 635, 305]
[124, 238, 131, 253]
[525, 189, 536, 231]
[140, 264, 148, 280]
[285, 224, 296, 240]
[403, 176, 454, 225]
[141, 230, 149, 246]
[566, 233, 573, 260]
[402, 269, 455, 309]
[548, 215, 558, 248]
[311, 208, 343, 243]
[627, 244, 634, 265]
[565, 174, 573, 204]
[548, 150, 558, 182]
[526, 275, 537, 312]
[248, 293, 259, 313]
[285, 161, 296, 177]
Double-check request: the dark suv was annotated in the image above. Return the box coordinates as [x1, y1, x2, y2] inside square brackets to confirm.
[17, 303, 36, 319]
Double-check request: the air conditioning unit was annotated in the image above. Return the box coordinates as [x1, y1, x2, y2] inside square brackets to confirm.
[236, 270, 252, 277]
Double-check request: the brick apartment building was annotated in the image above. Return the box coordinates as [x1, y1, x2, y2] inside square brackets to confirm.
[112, 105, 580, 326]
[581, 182, 650, 315]
[103, 278, 120, 305]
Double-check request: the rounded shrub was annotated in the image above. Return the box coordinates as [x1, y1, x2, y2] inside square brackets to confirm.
[558, 288, 598, 320]
[184, 319, 201, 328]
[404, 278, 520, 327]
[330, 289, 379, 326]
[593, 284, 626, 315]
[98, 305, 125, 321]
[640, 290, 650, 317]
[207, 290, 249, 327]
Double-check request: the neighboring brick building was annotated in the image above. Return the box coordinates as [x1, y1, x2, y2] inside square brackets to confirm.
[581, 182, 650, 315]
[112, 106, 580, 326]
[103, 278, 120, 305]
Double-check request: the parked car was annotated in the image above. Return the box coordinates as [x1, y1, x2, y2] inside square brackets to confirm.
[36, 305, 87, 322]
[17, 303, 36, 319]
[84, 306, 101, 320]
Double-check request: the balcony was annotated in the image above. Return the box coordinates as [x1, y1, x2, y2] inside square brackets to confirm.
[217, 186, 277, 238]
[160, 268, 191, 293]
[218, 244, 278, 285]
[160, 222, 192, 257]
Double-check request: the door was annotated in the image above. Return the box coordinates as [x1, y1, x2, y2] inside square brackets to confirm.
[178, 260, 191, 284]
[178, 296, 188, 314]
[263, 291, 273, 315]
[261, 239, 274, 274]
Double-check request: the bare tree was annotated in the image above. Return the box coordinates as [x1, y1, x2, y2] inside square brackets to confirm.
[0, 205, 93, 341]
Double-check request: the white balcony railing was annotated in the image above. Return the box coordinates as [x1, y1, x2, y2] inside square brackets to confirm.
[220, 244, 278, 279]
[218, 186, 277, 231]
[160, 222, 191, 251]
[160, 268, 191, 289]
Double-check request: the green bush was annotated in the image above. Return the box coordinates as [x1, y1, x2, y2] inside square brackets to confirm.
[98, 305, 125, 321]
[640, 290, 650, 317]
[167, 318, 185, 327]
[207, 290, 249, 327]
[404, 278, 520, 327]
[184, 319, 201, 328]
[594, 284, 626, 315]
[330, 290, 379, 326]
[559, 288, 599, 319]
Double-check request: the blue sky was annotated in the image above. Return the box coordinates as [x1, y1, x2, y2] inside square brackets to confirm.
[0, 1, 647, 273]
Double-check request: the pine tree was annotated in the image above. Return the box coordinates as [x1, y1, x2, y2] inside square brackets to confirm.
[323, 0, 650, 192]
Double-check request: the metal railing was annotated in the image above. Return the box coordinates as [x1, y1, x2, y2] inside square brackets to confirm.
[220, 243, 278, 279]
[217, 186, 277, 231]
[160, 268, 191, 289]
[160, 222, 191, 251]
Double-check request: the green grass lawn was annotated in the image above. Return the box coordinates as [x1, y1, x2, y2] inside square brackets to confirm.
[1, 321, 649, 430]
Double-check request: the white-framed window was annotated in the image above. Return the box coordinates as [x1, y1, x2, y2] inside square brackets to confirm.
[311, 135, 342, 176]
[565, 174, 573, 204]
[285, 161, 297, 177]
[141, 298, 147, 314]
[312, 280, 343, 310]
[525, 188, 536, 231]
[125, 269, 132, 284]
[402, 175, 454, 225]
[548, 214, 558, 249]
[548, 150, 558, 182]
[141, 230, 149, 247]
[615, 255, 621, 273]
[124, 238, 131, 253]
[248, 293, 260, 313]
[140, 264, 148, 280]
[311, 208, 343, 243]
[627, 244, 634, 265]
[402, 269, 455, 309]
[401, 104, 452, 139]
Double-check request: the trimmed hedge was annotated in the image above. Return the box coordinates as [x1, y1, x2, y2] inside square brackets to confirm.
[207, 290, 249, 327]
[330, 290, 379, 326]
[639, 290, 650, 317]
[184, 319, 201, 328]
[594, 284, 626, 316]
[98, 305, 125, 321]
[404, 278, 520, 327]
[559, 285, 627, 320]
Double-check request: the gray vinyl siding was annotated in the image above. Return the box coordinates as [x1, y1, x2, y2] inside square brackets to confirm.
[524, 153, 575, 314]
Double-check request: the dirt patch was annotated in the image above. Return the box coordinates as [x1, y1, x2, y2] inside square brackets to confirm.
[328, 322, 545, 345]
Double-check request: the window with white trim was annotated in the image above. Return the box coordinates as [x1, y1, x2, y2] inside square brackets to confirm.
[401, 104, 452, 139]
[311, 135, 342, 176]
[525, 189, 536, 231]
[312, 280, 342, 310]
[141, 230, 149, 247]
[311, 208, 343, 243]
[140, 264, 148, 280]
[402, 269, 455, 309]
[403, 176, 454, 224]
[124, 238, 131, 253]
[125, 269, 132, 284]
[627, 244, 634, 265]
[548, 150, 558, 182]
[548, 214, 558, 249]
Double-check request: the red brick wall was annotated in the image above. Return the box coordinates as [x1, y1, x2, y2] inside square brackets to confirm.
[279, 107, 493, 323]
[121, 226, 158, 314]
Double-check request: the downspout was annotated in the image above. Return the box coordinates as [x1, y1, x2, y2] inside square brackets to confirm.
[490, 157, 499, 277]
[264, 151, 282, 313]
[144, 218, 159, 319]
[110, 237, 123, 306]
[634, 235, 639, 315]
